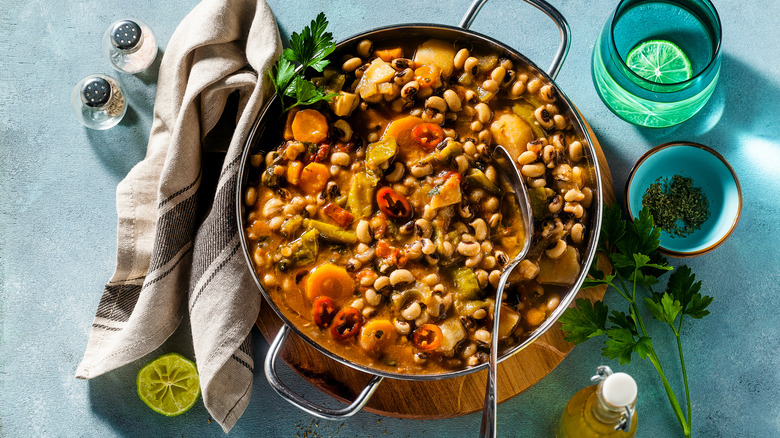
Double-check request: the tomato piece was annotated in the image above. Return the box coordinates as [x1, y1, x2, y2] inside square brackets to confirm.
[414, 65, 441, 88]
[376, 187, 412, 220]
[313, 143, 331, 162]
[330, 307, 362, 341]
[412, 324, 443, 351]
[312, 296, 338, 328]
[411, 123, 445, 151]
[323, 203, 354, 228]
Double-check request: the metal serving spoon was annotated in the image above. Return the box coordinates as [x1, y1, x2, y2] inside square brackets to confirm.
[479, 145, 534, 438]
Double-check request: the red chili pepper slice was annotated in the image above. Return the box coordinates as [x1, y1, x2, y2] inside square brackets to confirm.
[312, 296, 338, 328]
[330, 307, 362, 341]
[412, 324, 443, 351]
[411, 123, 445, 151]
[376, 187, 413, 220]
[323, 203, 354, 228]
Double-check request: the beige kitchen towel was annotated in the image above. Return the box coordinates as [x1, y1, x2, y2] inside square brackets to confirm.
[75, 0, 281, 431]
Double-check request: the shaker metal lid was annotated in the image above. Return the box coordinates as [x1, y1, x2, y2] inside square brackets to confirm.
[110, 20, 142, 51]
[81, 77, 111, 108]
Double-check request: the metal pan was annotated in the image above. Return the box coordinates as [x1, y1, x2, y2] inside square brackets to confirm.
[236, 0, 604, 420]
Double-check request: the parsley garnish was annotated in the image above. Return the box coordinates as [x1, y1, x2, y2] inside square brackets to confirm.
[269, 13, 338, 113]
[560, 204, 713, 438]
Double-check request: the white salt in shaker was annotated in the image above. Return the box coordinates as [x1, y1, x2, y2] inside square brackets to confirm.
[71, 74, 127, 129]
[102, 19, 158, 73]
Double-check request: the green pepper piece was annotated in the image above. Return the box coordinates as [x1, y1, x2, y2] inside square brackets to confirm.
[465, 168, 501, 195]
[346, 169, 378, 219]
[311, 69, 346, 94]
[278, 228, 319, 270]
[304, 219, 357, 244]
[528, 186, 551, 220]
[436, 140, 463, 162]
[452, 267, 482, 300]
[365, 137, 398, 170]
[513, 103, 547, 138]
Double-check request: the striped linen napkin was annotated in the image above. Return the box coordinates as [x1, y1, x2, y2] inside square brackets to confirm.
[75, 0, 281, 431]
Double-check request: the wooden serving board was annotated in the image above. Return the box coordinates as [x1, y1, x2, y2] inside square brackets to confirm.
[256, 120, 615, 418]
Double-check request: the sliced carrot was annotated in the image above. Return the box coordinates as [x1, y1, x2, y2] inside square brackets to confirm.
[291, 109, 329, 143]
[359, 320, 398, 353]
[283, 107, 300, 141]
[305, 263, 355, 302]
[286, 160, 303, 185]
[414, 65, 442, 88]
[298, 162, 330, 195]
[381, 116, 427, 162]
[374, 47, 404, 62]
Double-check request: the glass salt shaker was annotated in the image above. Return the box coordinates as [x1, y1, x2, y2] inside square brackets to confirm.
[102, 19, 158, 74]
[71, 74, 127, 130]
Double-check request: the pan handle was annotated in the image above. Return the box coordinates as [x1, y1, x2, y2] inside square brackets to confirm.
[459, 0, 571, 79]
[264, 324, 385, 420]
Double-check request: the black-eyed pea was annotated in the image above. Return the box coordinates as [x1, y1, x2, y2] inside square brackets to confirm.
[356, 220, 372, 244]
[422, 108, 444, 125]
[470, 218, 488, 240]
[476, 142, 488, 157]
[350, 298, 365, 311]
[545, 239, 567, 259]
[357, 39, 373, 58]
[478, 129, 492, 145]
[470, 120, 483, 132]
[542, 144, 557, 166]
[475, 103, 492, 124]
[454, 154, 470, 174]
[417, 86, 433, 99]
[421, 238, 437, 255]
[488, 269, 501, 288]
[521, 163, 546, 178]
[564, 202, 584, 218]
[581, 187, 594, 208]
[422, 273, 439, 287]
[484, 165, 498, 184]
[401, 80, 420, 99]
[362, 306, 376, 319]
[553, 114, 568, 130]
[330, 151, 351, 167]
[474, 328, 492, 344]
[465, 252, 483, 268]
[482, 79, 499, 93]
[483, 195, 500, 213]
[460, 232, 476, 243]
[499, 58, 513, 70]
[444, 127, 458, 138]
[415, 312, 430, 327]
[464, 56, 479, 76]
[442, 241, 455, 258]
[390, 269, 414, 288]
[404, 240, 423, 260]
[534, 106, 555, 130]
[571, 223, 585, 244]
[490, 66, 507, 84]
[457, 241, 480, 257]
[569, 140, 584, 162]
[394, 68, 415, 85]
[374, 275, 391, 292]
[394, 318, 411, 335]
[463, 140, 477, 157]
[342, 57, 363, 72]
[510, 79, 526, 97]
[469, 188, 486, 202]
[402, 301, 422, 320]
[549, 195, 563, 214]
[546, 295, 561, 312]
[466, 355, 480, 367]
[475, 269, 489, 288]
[443, 89, 462, 112]
[527, 77, 543, 94]
[268, 216, 284, 231]
[517, 150, 538, 165]
[410, 162, 433, 178]
[391, 58, 415, 71]
[262, 273, 278, 288]
[425, 96, 447, 113]
[245, 187, 257, 207]
[461, 342, 478, 359]
[564, 188, 585, 202]
[414, 218, 432, 238]
[539, 84, 557, 102]
[454, 48, 470, 70]
[481, 256, 497, 271]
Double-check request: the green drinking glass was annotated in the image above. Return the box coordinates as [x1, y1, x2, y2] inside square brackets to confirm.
[592, 0, 722, 128]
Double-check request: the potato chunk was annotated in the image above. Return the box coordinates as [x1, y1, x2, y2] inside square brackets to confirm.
[414, 39, 456, 77]
[356, 58, 397, 99]
[436, 317, 466, 356]
[490, 112, 534, 161]
[537, 246, 581, 285]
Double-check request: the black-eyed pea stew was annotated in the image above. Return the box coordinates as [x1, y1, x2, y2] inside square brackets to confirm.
[244, 37, 595, 374]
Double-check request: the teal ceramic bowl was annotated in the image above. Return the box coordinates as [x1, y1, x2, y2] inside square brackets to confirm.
[625, 141, 741, 257]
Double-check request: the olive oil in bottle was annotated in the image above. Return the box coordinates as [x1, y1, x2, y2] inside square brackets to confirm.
[556, 366, 638, 438]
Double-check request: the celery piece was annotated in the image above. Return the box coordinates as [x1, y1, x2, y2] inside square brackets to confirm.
[278, 228, 319, 271]
[465, 169, 500, 195]
[528, 186, 551, 220]
[365, 137, 398, 170]
[346, 170, 378, 219]
[512, 103, 547, 138]
[452, 267, 482, 300]
[304, 219, 357, 244]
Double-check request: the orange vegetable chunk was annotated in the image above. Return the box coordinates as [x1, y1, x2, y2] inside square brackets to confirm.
[291, 109, 329, 143]
[374, 47, 404, 61]
[298, 162, 330, 195]
[305, 263, 355, 302]
[360, 320, 398, 353]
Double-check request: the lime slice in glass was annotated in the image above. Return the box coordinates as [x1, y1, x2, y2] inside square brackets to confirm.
[626, 39, 693, 84]
[137, 353, 200, 417]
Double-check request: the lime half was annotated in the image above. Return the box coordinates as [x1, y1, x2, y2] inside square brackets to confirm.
[626, 39, 693, 84]
[137, 353, 200, 417]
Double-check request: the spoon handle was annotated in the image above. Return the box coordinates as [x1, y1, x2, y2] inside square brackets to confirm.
[478, 266, 516, 438]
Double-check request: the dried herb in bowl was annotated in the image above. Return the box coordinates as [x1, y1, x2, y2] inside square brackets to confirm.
[642, 174, 710, 237]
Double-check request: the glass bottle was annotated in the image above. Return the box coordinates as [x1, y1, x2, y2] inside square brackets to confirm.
[71, 74, 127, 130]
[556, 366, 638, 438]
[102, 19, 158, 74]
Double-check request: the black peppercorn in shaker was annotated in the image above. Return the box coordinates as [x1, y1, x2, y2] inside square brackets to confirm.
[71, 74, 127, 129]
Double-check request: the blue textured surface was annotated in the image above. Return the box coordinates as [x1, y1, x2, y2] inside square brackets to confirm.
[1, 0, 779, 437]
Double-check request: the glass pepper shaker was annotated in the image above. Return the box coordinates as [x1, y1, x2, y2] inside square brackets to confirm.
[71, 74, 127, 130]
[102, 19, 158, 74]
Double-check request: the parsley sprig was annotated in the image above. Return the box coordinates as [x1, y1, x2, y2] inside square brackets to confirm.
[269, 13, 338, 113]
[560, 204, 713, 437]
